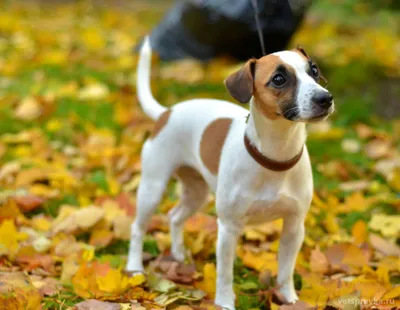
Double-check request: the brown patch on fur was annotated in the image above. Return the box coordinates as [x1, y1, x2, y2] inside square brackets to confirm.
[293, 46, 310, 60]
[175, 166, 208, 208]
[200, 118, 233, 175]
[252, 55, 298, 119]
[224, 59, 256, 103]
[151, 110, 172, 139]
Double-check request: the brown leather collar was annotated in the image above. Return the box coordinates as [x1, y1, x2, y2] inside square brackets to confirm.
[244, 134, 304, 171]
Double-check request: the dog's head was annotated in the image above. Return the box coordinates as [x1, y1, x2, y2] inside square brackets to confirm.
[224, 47, 334, 122]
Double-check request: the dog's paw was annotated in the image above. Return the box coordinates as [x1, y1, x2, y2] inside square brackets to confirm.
[123, 270, 145, 278]
[215, 296, 235, 310]
[279, 286, 299, 304]
[215, 304, 235, 310]
[171, 248, 186, 262]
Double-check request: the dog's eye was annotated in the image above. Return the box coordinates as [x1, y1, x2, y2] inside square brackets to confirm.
[272, 74, 286, 87]
[311, 64, 319, 79]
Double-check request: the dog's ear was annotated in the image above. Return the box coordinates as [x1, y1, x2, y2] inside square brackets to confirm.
[224, 59, 256, 104]
[296, 45, 309, 59]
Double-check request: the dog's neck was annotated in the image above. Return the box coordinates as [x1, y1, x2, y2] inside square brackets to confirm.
[245, 98, 307, 162]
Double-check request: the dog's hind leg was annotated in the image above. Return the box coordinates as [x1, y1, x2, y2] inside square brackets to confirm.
[168, 166, 209, 261]
[126, 142, 175, 273]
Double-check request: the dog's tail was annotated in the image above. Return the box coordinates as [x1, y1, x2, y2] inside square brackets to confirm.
[137, 36, 167, 120]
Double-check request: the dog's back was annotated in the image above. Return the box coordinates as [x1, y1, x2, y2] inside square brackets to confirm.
[136, 37, 249, 189]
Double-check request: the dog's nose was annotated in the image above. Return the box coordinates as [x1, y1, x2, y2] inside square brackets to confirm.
[313, 92, 333, 108]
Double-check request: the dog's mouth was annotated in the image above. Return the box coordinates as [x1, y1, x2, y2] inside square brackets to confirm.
[305, 111, 330, 122]
[278, 104, 334, 123]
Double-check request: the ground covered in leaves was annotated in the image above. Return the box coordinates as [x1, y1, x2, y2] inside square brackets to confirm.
[0, 1, 399, 309]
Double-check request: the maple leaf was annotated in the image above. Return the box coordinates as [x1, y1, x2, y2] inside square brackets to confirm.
[195, 263, 216, 299]
[72, 261, 145, 300]
[74, 299, 121, 310]
[0, 219, 28, 260]
[325, 243, 369, 274]
[237, 248, 278, 275]
[369, 213, 400, 238]
[0, 272, 42, 310]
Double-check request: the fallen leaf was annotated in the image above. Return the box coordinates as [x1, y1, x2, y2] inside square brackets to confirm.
[15, 254, 55, 273]
[112, 215, 132, 240]
[351, 220, 367, 244]
[151, 256, 196, 284]
[74, 299, 121, 310]
[369, 213, 400, 238]
[325, 243, 369, 274]
[355, 123, 375, 139]
[381, 285, 400, 300]
[0, 219, 28, 260]
[72, 261, 145, 300]
[310, 247, 329, 274]
[339, 180, 370, 192]
[199, 263, 216, 299]
[237, 248, 278, 275]
[336, 192, 375, 213]
[31, 276, 61, 296]
[369, 233, 400, 256]
[89, 228, 114, 247]
[0, 272, 42, 310]
[327, 291, 360, 310]
[78, 83, 110, 100]
[14, 97, 42, 121]
[341, 138, 361, 153]
[52, 205, 105, 234]
[279, 300, 314, 309]
[15, 195, 45, 212]
[364, 139, 391, 159]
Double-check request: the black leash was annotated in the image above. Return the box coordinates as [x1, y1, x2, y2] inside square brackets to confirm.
[250, 0, 266, 56]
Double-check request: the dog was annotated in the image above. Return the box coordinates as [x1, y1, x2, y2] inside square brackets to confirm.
[126, 37, 334, 309]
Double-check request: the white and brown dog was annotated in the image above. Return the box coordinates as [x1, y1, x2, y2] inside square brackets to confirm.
[126, 37, 334, 309]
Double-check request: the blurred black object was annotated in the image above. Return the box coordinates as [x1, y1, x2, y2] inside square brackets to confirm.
[141, 0, 310, 61]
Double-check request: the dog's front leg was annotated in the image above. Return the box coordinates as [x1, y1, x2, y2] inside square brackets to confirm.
[215, 219, 242, 310]
[277, 214, 305, 303]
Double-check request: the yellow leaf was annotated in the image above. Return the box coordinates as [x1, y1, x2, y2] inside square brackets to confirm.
[52, 205, 105, 234]
[102, 200, 126, 224]
[129, 274, 146, 287]
[97, 268, 126, 293]
[323, 212, 340, 233]
[45, 119, 63, 132]
[369, 213, 400, 238]
[382, 286, 400, 300]
[0, 219, 28, 260]
[81, 28, 106, 50]
[337, 191, 375, 213]
[310, 247, 329, 274]
[78, 83, 109, 100]
[31, 216, 52, 232]
[352, 220, 367, 244]
[196, 263, 216, 299]
[112, 215, 132, 240]
[107, 176, 121, 196]
[14, 97, 42, 121]
[376, 265, 391, 285]
[237, 248, 277, 275]
[82, 248, 95, 262]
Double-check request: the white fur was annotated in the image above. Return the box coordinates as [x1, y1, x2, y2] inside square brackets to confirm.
[128, 38, 331, 309]
[137, 37, 167, 120]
